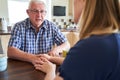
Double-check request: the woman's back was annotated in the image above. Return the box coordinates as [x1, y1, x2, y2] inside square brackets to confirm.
[59, 33, 120, 80]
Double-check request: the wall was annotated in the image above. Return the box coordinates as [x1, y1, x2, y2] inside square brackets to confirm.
[0, 0, 9, 20]
[51, 0, 74, 29]
[51, 0, 69, 17]
[68, 0, 73, 16]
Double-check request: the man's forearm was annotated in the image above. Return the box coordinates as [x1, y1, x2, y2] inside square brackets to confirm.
[7, 46, 35, 63]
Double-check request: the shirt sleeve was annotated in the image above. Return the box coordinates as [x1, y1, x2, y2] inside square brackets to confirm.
[8, 23, 22, 49]
[53, 24, 67, 46]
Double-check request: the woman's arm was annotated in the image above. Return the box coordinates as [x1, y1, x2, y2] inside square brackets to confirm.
[54, 73, 63, 80]
[35, 57, 64, 80]
[49, 56, 65, 65]
[34, 57, 56, 80]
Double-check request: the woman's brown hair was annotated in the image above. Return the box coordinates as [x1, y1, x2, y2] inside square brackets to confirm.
[79, 0, 120, 40]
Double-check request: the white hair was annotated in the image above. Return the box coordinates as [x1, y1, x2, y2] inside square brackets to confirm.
[28, 0, 46, 9]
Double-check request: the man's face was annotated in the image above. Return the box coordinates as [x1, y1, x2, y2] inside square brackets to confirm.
[27, 2, 46, 28]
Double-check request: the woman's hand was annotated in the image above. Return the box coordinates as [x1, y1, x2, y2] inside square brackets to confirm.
[30, 54, 42, 66]
[38, 54, 51, 60]
[34, 57, 56, 80]
[34, 57, 56, 73]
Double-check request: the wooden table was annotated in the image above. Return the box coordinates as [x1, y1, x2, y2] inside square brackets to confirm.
[0, 59, 45, 80]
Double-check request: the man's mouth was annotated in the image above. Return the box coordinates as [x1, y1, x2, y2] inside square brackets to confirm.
[36, 19, 43, 21]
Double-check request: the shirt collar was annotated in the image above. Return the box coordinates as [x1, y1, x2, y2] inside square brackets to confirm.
[26, 18, 48, 30]
[42, 20, 48, 30]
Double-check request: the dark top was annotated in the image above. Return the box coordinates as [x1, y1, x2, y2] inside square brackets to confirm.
[59, 33, 120, 80]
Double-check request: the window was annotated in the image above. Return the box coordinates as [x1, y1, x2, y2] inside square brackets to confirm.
[8, 0, 29, 25]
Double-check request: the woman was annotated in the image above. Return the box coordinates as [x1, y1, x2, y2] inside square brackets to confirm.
[35, 0, 120, 80]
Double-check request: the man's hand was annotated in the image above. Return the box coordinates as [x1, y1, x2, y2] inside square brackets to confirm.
[48, 47, 62, 56]
[38, 54, 51, 60]
[30, 55, 42, 66]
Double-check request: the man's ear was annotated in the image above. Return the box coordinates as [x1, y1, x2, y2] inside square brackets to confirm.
[26, 9, 29, 14]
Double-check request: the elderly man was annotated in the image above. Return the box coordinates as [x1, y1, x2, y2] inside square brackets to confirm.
[7, 0, 70, 66]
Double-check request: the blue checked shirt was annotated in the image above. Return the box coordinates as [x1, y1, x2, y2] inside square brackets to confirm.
[8, 18, 67, 54]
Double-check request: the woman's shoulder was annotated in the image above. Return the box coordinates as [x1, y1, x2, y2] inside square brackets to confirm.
[74, 34, 119, 49]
